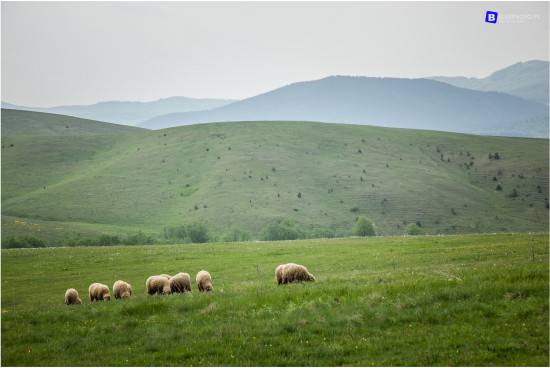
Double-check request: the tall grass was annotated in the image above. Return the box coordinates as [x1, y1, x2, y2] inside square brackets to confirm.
[1, 233, 548, 366]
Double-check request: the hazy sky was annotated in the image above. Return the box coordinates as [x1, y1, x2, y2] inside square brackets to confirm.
[1, 1, 548, 107]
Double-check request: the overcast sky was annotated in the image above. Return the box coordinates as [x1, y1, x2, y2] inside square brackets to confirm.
[1, 1, 548, 107]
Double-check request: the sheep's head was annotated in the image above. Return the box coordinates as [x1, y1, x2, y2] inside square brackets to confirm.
[103, 294, 111, 301]
[163, 285, 172, 294]
[75, 298, 82, 305]
[121, 291, 131, 299]
[308, 273, 316, 282]
[205, 284, 213, 292]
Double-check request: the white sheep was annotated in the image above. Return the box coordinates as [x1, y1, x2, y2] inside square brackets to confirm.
[146, 276, 171, 295]
[277, 263, 315, 284]
[89, 283, 111, 302]
[113, 280, 132, 299]
[196, 270, 213, 292]
[169, 272, 192, 293]
[65, 288, 82, 305]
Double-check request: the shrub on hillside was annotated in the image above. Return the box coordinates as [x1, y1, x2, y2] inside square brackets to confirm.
[405, 223, 425, 235]
[222, 227, 250, 242]
[122, 231, 157, 245]
[260, 218, 305, 241]
[186, 222, 210, 243]
[353, 217, 375, 237]
[2, 235, 46, 249]
[163, 222, 210, 243]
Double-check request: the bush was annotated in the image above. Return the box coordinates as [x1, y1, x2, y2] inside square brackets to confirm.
[260, 218, 305, 241]
[353, 217, 375, 237]
[222, 227, 250, 242]
[405, 223, 425, 235]
[97, 234, 121, 246]
[163, 222, 210, 243]
[122, 231, 157, 245]
[186, 222, 210, 243]
[2, 235, 46, 249]
[310, 228, 336, 239]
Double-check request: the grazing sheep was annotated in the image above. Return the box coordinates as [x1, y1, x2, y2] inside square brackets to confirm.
[65, 288, 82, 305]
[88, 283, 111, 302]
[159, 274, 172, 280]
[113, 280, 132, 299]
[169, 272, 192, 293]
[196, 270, 213, 292]
[146, 276, 172, 295]
[280, 263, 315, 284]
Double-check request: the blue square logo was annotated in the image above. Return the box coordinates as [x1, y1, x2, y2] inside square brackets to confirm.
[486, 11, 498, 23]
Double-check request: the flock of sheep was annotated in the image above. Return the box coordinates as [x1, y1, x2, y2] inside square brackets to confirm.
[65, 263, 315, 305]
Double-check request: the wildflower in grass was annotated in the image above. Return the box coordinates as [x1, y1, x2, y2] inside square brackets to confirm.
[28, 349, 32, 353]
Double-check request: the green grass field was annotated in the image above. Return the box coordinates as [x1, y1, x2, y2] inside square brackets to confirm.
[1, 233, 548, 366]
[2, 112, 548, 244]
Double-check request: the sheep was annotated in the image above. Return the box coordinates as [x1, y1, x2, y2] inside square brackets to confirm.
[159, 274, 172, 280]
[65, 288, 82, 305]
[196, 270, 213, 292]
[113, 280, 132, 299]
[146, 275, 172, 295]
[88, 283, 111, 302]
[278, 263, 316, 284]
[169, 272, 192, 293]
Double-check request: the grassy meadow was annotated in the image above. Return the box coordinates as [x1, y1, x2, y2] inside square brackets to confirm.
[2, 112, 549, 244]
[1, 233, 548, 366]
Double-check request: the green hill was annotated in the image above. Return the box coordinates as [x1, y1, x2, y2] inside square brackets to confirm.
[1, 109, 146, 136]
[1, 117, 548, 244]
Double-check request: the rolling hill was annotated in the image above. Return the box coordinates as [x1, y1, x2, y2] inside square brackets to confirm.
[138, 76, 549, 138]
[2, 112, 548, 245]
[429, 60, 549, 105]
[1, 109, 146, 136]
[1, 96, 236, 126]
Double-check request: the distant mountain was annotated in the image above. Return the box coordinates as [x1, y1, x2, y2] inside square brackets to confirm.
[1, 109, 146, 136]
[429, 60, 549, 105]
[1, 96, 237, 126]
[139, 76, 548, 138]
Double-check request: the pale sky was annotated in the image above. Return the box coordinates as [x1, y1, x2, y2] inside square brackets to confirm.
[1, 1, 548, 107]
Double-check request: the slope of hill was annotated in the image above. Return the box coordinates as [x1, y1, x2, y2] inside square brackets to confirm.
[1, 109, 146, 136]
[429, 60, 549, 105]
[1, 96, 236, 126]
[139, 76, 548, 138]
[2, 119, 548, 244]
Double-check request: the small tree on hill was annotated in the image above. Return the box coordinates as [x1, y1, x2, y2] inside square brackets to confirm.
[405, 223, 425, 235]
[354, 216, 375, 237]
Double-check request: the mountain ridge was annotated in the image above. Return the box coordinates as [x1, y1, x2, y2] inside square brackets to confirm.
[138, 76, 548, 138]
[1, 96, 237, 126]
[429, 60, 549, 105]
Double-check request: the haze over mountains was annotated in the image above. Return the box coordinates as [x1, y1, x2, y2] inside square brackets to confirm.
[139, 76, 548, 137]
[1, 96, 236, 127]
[429, 60, 549, 106]
[2, 60, 548, 137]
